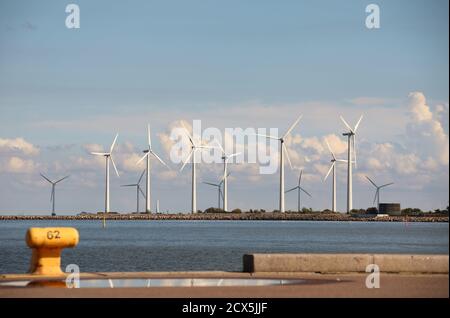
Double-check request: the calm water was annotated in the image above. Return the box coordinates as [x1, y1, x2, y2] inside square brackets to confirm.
[0, 220, 448, 274]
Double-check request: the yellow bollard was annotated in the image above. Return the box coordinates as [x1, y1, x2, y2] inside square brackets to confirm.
[26, 227, 79, 276]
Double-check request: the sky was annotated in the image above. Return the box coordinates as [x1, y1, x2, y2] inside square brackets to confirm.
[0, 0, 448, 214]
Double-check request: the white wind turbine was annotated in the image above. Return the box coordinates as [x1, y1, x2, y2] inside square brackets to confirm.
[323, 138, 348, 212]
[40, 174, 69, 216]
[121, 170, 146, 213]
[179, 123, 214, 213]
[214, 141, 240, 212]
[136, 124, 168, 213]
[285, 170, 311, 212]
[91, 133, 120, 213]
[340, 115, 363, 213]
[256, 115, 302, 212]
[365, 176, 394, 212]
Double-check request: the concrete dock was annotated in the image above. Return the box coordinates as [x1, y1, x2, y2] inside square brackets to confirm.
[0, 254, 448, 298]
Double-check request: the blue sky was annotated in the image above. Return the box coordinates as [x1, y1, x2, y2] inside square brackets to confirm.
[0, 0, 448, 214]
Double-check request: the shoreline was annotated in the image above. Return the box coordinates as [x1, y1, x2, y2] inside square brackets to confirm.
[0, 212, 448, 222]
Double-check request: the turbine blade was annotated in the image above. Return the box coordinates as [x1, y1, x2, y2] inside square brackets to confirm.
[50, 187, 54, 202]
[91, 152, 109, 156]
[373, 189, 378, 205]
[227, 152, 241, 159]
[147, 124, 152, 149]
[283, 143, 293, 170]
[380, 182, 394, 188]
[136, 152, 149, 165]
[203, 182, 219, 187]
[121, 184, 137, 187]
[151, 151, 168, 168]
[336, 159, 348, 163]
[299, 169, 303, 185]
[300, 187, 312, 197]
[197, 144, 217, 150]
[220, 171, 231, 184]
[283, 115, 302, 139]
[214, 140, 225, 154]
[340, 116, 354, 133]
[365, 176, 378, 188]
[181, 122, 195, 146]
[110, 157, 120, 177]
[285, 186, 298, 193]
[354, 115, 363, 132]
[325, 138, 336, 160]
[221, 165, 227, 181]
[55, 175, 70, 184]
[138, 170, 145, 184]
[352, 135, 357, 169]
[139, 187, 146, 198]
[324, 162, 335, 181]
[179, 149, 194, 172]
[255, 133, 279, 140]
[40, 173, 53, 184]
[110, 133, 119, 153]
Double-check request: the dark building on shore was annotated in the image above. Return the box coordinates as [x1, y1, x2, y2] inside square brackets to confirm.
[379, 203, 401, 216]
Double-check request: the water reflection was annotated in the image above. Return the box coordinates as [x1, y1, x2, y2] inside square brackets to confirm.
[2, 278, 305, 288]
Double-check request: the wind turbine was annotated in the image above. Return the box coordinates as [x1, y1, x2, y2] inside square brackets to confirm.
[285, 170, 311, 212]
[121, 170, 146, 213]
[256, 115, 302, 212]
[203, 180, 223, 210]
[136, 124, 168, 213]
[214, 141, 240, 212]
[91, 133, 120, 213]
[365, 176, 394, 212]
[40, 173, 69, 216]
[180, 123, 214, 213]
[203, 172, 230, 210]
[324, 138, 348, 212]
[340, 115, 363, 213]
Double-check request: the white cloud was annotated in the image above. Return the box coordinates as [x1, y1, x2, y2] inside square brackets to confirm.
[1, 156, 38, 173]
[408, 92, 433, 121]
[323, 134, 347, 156]
[405, 92, 449, 165]
[122, 153, 145, 172]
[0, 137, 39, 156]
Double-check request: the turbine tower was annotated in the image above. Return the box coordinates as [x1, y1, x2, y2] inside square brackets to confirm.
[180, 123, 213, 213]
[285, 170, 311, 212]
[40, 174, 69, 216]
[365, 176, 394, 212]
[136, 124, 168, 213]
[214, 141, 240, 212]
[91, 133, 120, 213]
[121, 170, 146, 213]
[340, 115, 363, 213]
[324, 138, 347, 212]
[257, 115, 302, 212]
